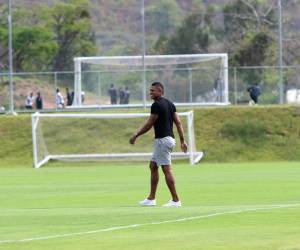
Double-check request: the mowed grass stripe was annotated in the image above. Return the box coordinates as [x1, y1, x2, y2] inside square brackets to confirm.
[0, 162, 299, 250]
[1, 203, 299, 244]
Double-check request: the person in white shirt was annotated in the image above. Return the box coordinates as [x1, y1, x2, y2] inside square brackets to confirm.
[56, 88, 65, 108]
[25, 92, 34, 109]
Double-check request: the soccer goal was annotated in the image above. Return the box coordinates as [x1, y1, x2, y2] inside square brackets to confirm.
[73, 54, 229, 107]
[31, 111, 203, 168]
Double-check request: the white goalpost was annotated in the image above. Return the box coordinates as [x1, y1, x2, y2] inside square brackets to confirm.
[73, 54, 229, 107]
[31, 111, 203, 168]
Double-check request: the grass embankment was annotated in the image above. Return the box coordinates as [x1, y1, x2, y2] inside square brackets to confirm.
[0, 106, 300, 167]
[195, 106, 300, 162]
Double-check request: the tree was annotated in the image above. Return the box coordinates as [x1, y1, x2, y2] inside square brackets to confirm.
[145, 0, 182, 35]
[154, 5, 216, 54]
[13, 27, 57, 72]
[50, 0, 96, 71]
[279, 0, 300, 65]
[234, 31, 271, 66]
[0, 6, 9, 70]
[0, 6, 57, 72]
[0, 0, 96, 72]
[222, 0, 277, 66]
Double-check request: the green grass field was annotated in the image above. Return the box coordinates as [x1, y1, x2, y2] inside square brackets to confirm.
[0, 162, 300, 250]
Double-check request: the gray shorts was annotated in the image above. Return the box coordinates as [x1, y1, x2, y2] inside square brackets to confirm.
[151, 136, 176, 166]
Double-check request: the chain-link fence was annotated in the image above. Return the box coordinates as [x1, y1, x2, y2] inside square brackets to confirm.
[1, 65, 300, 112]
[229, 66, 300, 105]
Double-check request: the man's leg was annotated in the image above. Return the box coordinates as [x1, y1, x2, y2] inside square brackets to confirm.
[148, 161, 159, 200]
[162, 165, 179, 202]
[254, 95, 258, 104]
[251, 94, 258, 104]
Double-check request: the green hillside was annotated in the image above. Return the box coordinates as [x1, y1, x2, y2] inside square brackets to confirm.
[0, 106, 300, 167]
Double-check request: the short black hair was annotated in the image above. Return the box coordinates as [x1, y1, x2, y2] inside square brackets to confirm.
[151, 82, 164, 92]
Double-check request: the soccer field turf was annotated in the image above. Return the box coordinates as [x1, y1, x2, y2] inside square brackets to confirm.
[0, 162, 300, 250]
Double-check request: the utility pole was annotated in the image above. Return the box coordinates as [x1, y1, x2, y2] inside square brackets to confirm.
[141, 0, 146, 108]
[8, 0, 15, 114]
[278, 0, 284, 104]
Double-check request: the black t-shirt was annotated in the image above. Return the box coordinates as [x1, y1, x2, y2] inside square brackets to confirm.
[151, 97, 176, 139]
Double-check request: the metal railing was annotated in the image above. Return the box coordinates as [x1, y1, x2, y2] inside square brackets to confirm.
[1, 65, 300, 113]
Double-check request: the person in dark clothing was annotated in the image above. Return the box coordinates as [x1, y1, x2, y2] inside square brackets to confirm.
[35, 92, 43, 110]
[71, 91, 74, 105]
[247, 83, 261, 104]
[66, 88, 73, 106]
[124, 87, 130, 104]
[129, 81, 188, 207]
[119, 87, 125, 104]
[108, 84, 117, 104]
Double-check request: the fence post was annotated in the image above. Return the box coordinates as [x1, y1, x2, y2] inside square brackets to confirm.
[188, 68, 193, 103]
[98, 71, 102, 106]
[54, 72, 57, 110]
[278, 0, 284, 104]
[8, 0, 15, 114]
[234, 67, 237, 105]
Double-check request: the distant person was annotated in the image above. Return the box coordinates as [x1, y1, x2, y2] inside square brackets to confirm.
[124, 87, 130, 104]
[108, 84, 117, 105]
[66, 88, 73, 106]
[25, 92, 34, 109]
[119, 87, 125, 104]
[213, 77, 222, 102]
[56, 88, 65, 108]
[81, 91, 85, 104]
[247, 83, 261, 105]
[35, 92, 43, 110]
[71, 91, 74, 105]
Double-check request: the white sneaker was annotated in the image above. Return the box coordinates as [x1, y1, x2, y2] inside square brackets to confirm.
[162, 200, 182, 207]
[139, 199, 156, 206]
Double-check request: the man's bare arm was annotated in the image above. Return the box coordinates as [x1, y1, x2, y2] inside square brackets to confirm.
[173, 112, 188, 153]
[129, 114, 158, 145]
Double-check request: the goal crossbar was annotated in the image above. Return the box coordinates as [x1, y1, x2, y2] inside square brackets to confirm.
[75, 54, 228, 66]
[32, 111, 191, 119]
[73, 53, 229, 106]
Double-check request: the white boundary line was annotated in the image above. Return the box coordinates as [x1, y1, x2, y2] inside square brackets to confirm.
[0, 203, 299, 244]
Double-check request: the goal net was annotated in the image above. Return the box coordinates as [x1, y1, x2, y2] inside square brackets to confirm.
[31, 111, 203, 168]
[73, 54, 228, 107]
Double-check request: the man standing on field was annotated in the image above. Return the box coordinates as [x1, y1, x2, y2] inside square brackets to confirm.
[129, 82, 188, 207]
